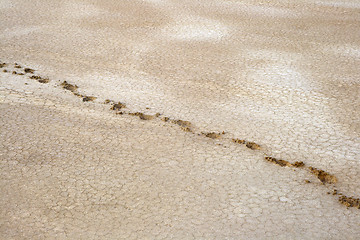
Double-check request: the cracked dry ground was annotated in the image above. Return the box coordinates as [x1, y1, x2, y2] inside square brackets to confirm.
[1, 64, 359, 239]
[1, 0, 360, 239]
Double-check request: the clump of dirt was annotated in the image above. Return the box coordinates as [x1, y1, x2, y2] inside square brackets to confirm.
[338, 196, 360, 209]
[83, 96, 97, 102]
[12, 71, 17, 75]
[18, 73, 24, 75]
[14, 63, 21, 68]
[161, 117, 169, 122]
[104, 99, 112, 104]
[24, 68, 35, 74]
[202, 132, 222, 139]
[73, 92, 83, 97]
[308, 167, 337, 184]
[30, 75, 49, 83]
[155, 113, 161, 117]
[111, 102, 126, 110]
[61, 81, 78, 92]
[0, 62, 7, 68]
[30, 75, 41, 80]
[129, 112, 154, 120]
[293, 161, 305, 168]
[38, 78, 50, 83]
[246, 141, 261, 150]
[171, 119, 192, 132]
[3, 69, 8, 72]
[232, 138, 246, 144]
[264, 157, 292, 167]
[172, 119, 192, 127]
[305, 180, 311, 183]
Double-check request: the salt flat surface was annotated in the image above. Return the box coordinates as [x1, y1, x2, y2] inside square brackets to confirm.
[1, 0, 359, 239]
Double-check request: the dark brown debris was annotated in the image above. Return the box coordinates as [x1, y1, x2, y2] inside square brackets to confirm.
[202, 132, 222, 139]
[293, 161, 305, 168]
[0, 62, 7, 68]
[232, 138, 245, 144]
[172, 119, 192, 128]
[38, 78, 50, 84]
[338, 196, 360, 209]
[83, 96, 97, 102]
[24, 68, 35, 74]
[308, 167, 337, 184]
[171, 119, 192, 132]
[111, 102, 126, 110]
[246, 141, 261, 150]
[12, 71, 17, 75]
[305, 180, 311, 183]
[264, 156, 292, 167]
[14, 63, 21, 68]
[104, 99, 112, 104]
[30, 75, 41, 80]
[128, 112, 154, 120]
[61, 81, 78, 92]
[30, 75, 49, 83]
[161, 117, 169, 122]
[3, 69, 8, 72]
[155, 113, 161, 117]
[180, 126, 192, 132]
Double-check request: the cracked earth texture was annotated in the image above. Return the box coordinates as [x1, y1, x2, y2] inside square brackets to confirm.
[1, 0, 360, 239]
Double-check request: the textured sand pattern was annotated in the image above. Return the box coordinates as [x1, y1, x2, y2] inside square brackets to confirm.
[1, 0, 360, 239]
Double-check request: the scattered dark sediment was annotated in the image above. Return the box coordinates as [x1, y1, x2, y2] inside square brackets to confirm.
[232, 138, 246, 144]
[82, 96, 97, 102]
[30, 75, 49, 83]
[264, 156, 292, 167]
[308, 167, 337, 184]
[171, 119, 192, 132]
[202, 132, 224, 139]
[24, 68, 35, 73]
[111, 102, 126, 110]
[339, 196, 360, 209]
[161, 117, 169, 122]
[61, 81, 78, 92]
[232, 138, 260, 150]
[128, 112, 154, 120]
[245, 141, 261, 150]
[293, 161, 305, 168]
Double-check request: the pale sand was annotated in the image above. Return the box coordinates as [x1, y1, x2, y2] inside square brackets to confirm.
[1, 0, 360, 239]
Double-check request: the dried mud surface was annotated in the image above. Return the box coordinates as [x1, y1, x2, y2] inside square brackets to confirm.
[1, 0, 360, 239]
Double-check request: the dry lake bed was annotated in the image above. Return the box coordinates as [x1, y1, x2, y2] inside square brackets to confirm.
[1, 0, 360, 239]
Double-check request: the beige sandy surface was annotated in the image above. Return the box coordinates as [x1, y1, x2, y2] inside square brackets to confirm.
[1, 0, 360, 239]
